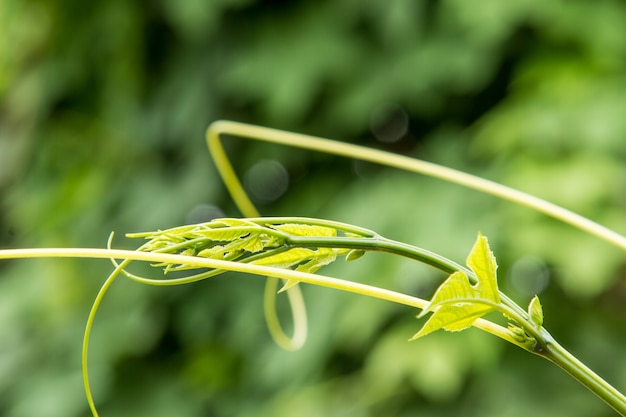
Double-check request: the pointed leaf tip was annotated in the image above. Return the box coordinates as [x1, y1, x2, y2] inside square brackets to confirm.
[466, 232, 500, 303]
[278, 279, 299, 293]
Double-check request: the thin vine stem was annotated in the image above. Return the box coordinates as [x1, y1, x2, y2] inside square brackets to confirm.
[206, 120, 626, 252]
[263, 277, 307, 351]
[541, 334, 626, 416]
[82, 258, 130, 417]
[0, 246, 516, 345]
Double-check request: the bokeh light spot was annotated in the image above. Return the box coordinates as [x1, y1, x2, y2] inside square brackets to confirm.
[370, 103, 409, 143]
[186, 204, 225, 224]
[508, 256, 550, 297]
[244, 159, 289, 202]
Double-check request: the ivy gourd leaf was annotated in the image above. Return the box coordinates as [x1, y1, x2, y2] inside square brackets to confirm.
[253, 246, 342, 292]
[410, 233, 501, 340]
[281, 250, 339, 292]
[271, 223, 337, 237]
[253, 248, 320, 268]
[197, 231, 265, 258]
[192, 227, 257, 242]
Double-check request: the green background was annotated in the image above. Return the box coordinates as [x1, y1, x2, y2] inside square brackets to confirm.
[1, 0, 625, 416]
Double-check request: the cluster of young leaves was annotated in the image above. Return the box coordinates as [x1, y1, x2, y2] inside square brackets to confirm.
[126, 218, 365, 290]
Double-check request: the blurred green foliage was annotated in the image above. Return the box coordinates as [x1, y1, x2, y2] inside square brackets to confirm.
[1, 0, 625, 416]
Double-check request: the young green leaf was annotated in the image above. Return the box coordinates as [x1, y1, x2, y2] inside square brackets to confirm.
[345, 249, 365, 262]
[466, 233, 500, 303]
[528, 295, 543, 328]
[254, 247, 340, 291]
[411, 233, 501, 340]
[192, 226, 256, 242]
[507, 323, 537, 351]
[271, 223, 337, 237]
[279, 251, 339, 292]
[197, 231, 265, 258]
[252, 248, 320, 269]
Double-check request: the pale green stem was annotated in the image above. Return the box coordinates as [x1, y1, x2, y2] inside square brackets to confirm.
[485, 301, 626, 416]
[206, 120, 626, 252]
[0, 247, 513, 343]
[538, 330, 626, 416]
[417, 290, 626, 415]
